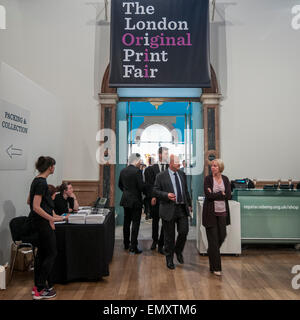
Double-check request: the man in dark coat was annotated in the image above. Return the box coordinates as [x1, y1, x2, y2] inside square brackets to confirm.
[153, 154, 192, 269]
[118, 153, 145, 254]
[144, 147, 169, 253]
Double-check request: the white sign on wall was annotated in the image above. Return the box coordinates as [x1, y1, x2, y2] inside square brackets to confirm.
[0, 99, 30, 170]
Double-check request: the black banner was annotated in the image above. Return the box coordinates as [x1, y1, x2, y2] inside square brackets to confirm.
[109, 0, 211, 88]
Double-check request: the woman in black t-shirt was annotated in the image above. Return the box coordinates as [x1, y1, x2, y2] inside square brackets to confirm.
[29, 156, 65, 300]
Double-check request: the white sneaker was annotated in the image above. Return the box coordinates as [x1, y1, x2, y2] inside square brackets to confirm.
[213, 271, 222, 276]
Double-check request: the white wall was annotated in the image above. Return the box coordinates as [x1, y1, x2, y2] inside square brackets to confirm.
[211, 0, 300, 180]
[0, 61, 64, 264]
[0, 0, 108, 181]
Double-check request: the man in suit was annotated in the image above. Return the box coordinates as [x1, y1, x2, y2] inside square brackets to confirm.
[118, 153, 145, 254]
[144, 147, 169, 253]
[180, 160, 186, 172]
[153, 154, 192, 269]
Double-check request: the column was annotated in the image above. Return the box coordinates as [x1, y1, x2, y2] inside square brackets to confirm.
[200, 93, 222, 177]
[98, 93, 118, 207]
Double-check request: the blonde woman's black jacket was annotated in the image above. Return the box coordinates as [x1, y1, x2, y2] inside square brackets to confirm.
[202, 174, 231, 228]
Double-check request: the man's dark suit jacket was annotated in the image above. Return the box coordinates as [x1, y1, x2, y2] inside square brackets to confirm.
[144, 164, 169, 199]
[118, 164, 145, 209]
[202, 174, 231, 228]
[153, 169, 192, 221]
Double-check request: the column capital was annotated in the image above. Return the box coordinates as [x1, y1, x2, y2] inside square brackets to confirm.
[200, 93, 222, 105]
[98, 93, 119, 105]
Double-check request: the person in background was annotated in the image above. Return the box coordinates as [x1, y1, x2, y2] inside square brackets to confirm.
[202, 159, 231, 276]
[29, 156, 66, 300]
[118, 153, 146, 254]
[153, 154, 192, 269]
[47, 185, 57, 200]
[180, 160, 186, 172]
[144, 156, 156, 220]
[140, 163, 147, 182]
[54, 182, 79, 215]
[144, 147, 169, 253]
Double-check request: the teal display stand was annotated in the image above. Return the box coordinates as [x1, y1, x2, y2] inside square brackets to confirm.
[232, 189, 300, 244]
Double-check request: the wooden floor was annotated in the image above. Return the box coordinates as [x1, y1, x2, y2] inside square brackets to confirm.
[1, 240, 300, 300]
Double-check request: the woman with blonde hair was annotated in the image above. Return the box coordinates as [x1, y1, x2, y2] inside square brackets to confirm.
[202, 159, 231, 276]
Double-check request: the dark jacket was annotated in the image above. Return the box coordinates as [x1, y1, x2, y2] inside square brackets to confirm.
[144, 164, 169, 207]
[153, 169, 192, 221]
[202, 174, 231, 228]
[118, 164, 145, 209]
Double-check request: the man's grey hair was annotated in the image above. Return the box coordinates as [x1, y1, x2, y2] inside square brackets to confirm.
[128, 153, 141, 165]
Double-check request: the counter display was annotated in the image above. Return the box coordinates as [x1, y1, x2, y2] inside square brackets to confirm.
[232, 189, 300, 244]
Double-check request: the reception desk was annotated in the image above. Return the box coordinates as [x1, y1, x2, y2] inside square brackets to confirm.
[232, 189, 300, 244]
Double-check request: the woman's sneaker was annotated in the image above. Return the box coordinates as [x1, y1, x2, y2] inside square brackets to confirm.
[32, 288, 57, 300]
[32, 286, 55, 295]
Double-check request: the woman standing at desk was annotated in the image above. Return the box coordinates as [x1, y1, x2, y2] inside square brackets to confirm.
[29, 156, 65, 300]
[203, 159, 231, 276]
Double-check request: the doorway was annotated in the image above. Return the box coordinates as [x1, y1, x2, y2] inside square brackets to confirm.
[115, 100, 204, 226]
[99, 64, 221, 227]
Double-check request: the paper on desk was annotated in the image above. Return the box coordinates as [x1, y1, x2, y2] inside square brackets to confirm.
[78, 209, 92, 215]
[54, 221, 66, 224]
[68, 214, 86, 224]
[85, 214, 105, 224]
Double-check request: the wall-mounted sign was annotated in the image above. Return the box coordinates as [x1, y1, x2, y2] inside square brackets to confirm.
[109, 0, 211, 88]
[0, 99, 30, 170]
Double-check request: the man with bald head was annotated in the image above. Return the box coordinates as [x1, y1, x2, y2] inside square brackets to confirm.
[153, 154, 192, 269]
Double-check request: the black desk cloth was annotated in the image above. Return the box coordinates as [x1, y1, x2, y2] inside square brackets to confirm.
[52, 211, 115, 283]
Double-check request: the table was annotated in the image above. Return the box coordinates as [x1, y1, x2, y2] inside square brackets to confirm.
[232, 189, 300, 244]
[52, 210, 115, 283]
[196, 200, 241, 255]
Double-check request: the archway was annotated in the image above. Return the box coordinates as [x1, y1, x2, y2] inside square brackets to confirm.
[98, 64, 221, 207]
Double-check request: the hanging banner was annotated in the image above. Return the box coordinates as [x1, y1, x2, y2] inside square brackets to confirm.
[109, 0, 211, 88]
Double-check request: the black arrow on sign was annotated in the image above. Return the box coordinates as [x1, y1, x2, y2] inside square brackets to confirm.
[6, 145, 23, 159]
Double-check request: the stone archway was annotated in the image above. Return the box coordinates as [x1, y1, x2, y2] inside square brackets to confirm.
[98, 64, 221, 203]
[135, 116, 179, 146]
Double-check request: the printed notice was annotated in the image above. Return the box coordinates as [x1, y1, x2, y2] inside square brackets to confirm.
[0, 99, 30, 170]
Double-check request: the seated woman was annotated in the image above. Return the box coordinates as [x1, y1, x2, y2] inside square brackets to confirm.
[54, 182, 79, 215]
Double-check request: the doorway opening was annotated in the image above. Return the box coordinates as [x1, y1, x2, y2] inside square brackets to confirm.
[127, 101, 192, 168]
[99, 64, 221, 226]
[115, 99, 202, 226]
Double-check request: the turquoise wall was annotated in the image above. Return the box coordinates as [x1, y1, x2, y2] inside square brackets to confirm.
[115, 102, 127, 225]
[115, 88, 203, 226]
[118, 88, 202, 98]
[190, 102, 204, 225]
[128, 101, 191, 143]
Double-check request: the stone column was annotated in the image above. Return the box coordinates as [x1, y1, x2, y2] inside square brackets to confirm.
[200, 93, 222, 177]
[98, 93, 119, 207]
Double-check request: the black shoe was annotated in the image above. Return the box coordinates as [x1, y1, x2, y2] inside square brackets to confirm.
[176, 252, 184, 264]
[145, 213, 151, 220]
[166, 257, 175, 270]
[158, 246, 165, 255]
[151, 241, 157, 250]
[129, 247, 143, 254]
